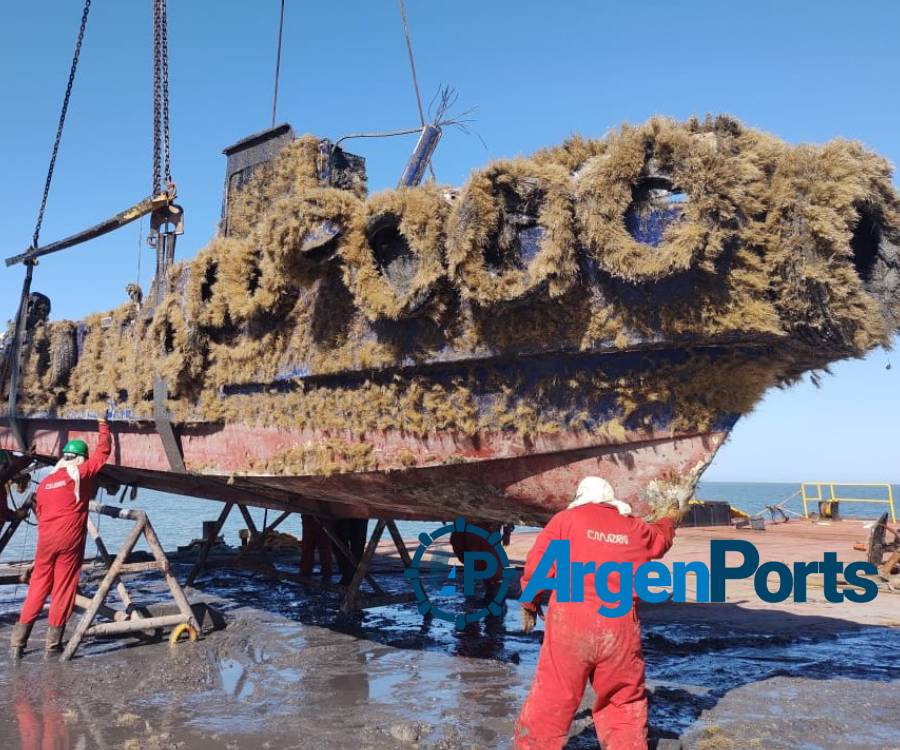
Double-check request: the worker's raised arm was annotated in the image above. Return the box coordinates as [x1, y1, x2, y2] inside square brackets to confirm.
[636, 514, 677, 560]
[79, 419, 111, 479]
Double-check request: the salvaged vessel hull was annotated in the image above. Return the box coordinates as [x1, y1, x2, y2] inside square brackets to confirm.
[0, 417, 730, 525]
[1, 342, 743, 523]
[3, 115, 899, 524]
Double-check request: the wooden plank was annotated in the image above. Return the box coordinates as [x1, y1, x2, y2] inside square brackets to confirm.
[341, 519, 386, 614]
[186, 502, 234, 586]
[62, 518, 146, 661]
[86, 613, 186, 638]
[386, 519, 413, 568]
[87, 516, 145, 621]
[321, 520, 383, 594]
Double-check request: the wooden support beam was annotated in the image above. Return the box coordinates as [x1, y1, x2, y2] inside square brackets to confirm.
[340, 519, 386, 614]
[262, 510, 291, 536]
[321, 520, 383, 595]
[117, 561, 162, 574]
[186, 502, 234, 586]
[386, 519, 413, 568]
[86, 613, 186, 638]
[87, 515, 144, 621]
[63, 519, 146, 660]
[238, 504, 261, 540]
[62, 503, 199, 661]
[75, 593, 128, 623]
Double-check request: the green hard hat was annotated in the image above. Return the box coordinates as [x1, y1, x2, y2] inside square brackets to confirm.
[62, 439, 89, 458]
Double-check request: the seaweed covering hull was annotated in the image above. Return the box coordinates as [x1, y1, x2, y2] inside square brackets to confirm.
[1, 344, 775, 522]
[3, 115, 899, 521]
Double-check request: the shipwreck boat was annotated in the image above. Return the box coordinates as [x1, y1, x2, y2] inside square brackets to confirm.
[2, 115, 899, 525]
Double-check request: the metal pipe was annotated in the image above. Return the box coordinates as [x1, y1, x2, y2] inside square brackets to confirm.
[398, 125, 441, 187]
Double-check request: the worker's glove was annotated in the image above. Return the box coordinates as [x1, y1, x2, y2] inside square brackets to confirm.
[664, 503, 689, 524]
[14, 506, 29, 522]
[520, 601, 543, 634]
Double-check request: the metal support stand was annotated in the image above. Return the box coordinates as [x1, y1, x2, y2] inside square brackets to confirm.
[61, 503, 200, 661]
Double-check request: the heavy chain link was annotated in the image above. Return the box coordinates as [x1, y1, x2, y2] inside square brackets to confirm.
[32, 0, 92, 249]
[160, 0, 171, 186]
[152, 0, 170, 195]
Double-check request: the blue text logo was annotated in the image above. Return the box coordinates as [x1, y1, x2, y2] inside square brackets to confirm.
[519, 539, 879, 617]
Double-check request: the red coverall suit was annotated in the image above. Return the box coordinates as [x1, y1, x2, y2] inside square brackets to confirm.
[514, 503, 676, 750]
[18, 422, 111, 628]
[300, 514, 333, 578]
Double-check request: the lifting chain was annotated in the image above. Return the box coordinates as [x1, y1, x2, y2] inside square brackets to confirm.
[6, 0, 91, 452]
[32, 0, 92, 249]
[152, 0, 171, 196]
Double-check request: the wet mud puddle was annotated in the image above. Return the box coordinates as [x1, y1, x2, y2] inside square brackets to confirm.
[1, 561, 897, 749]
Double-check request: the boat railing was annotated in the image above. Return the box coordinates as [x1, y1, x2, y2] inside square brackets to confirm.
[800, 482, 896, 523]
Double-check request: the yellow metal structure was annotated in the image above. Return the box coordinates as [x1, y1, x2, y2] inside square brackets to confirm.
[800, 482, 896, 523]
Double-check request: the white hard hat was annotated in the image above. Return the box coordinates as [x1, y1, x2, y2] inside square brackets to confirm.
[569, 476, 633, 515]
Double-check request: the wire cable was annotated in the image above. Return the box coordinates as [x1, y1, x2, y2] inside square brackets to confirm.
[271, 0, 286, 128]
[396, 0, 436, 180]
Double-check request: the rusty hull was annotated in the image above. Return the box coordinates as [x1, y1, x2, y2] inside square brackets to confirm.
[0, 417, 728, 525]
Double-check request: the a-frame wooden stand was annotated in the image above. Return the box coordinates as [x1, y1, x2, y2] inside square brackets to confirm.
[339, 518, 414, 614]
[61, 503, 200, 661]
[184, 503, 415, 613]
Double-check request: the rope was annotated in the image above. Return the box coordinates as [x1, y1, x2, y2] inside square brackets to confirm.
[271, 0, 286, 128]
[396, 0, 436, 180]
[32, 0, 92, 249]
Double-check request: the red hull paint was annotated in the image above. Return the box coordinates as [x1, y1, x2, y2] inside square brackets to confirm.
[0, 418, 728, 524]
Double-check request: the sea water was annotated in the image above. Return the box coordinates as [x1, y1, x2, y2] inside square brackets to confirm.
[2, 481, 896, 565]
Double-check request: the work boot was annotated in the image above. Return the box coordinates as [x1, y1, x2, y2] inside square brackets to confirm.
[45, 624, 66, 654]
[10, 621, 34, 659]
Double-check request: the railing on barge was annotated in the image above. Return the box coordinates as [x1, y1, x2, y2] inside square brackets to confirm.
[801, 482, 896, 523]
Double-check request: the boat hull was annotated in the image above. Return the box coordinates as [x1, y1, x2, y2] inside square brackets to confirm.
[0, 418, 731, 524]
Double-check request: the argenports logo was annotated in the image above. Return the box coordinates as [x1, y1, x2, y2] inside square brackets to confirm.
[519, 539, 881, 617]
[405, 517, 516, 630]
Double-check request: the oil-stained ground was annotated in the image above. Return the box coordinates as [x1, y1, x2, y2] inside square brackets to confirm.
[0, 552, 897, 750]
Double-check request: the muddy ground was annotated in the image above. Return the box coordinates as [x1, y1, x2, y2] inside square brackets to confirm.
[1, 551, 898, 750]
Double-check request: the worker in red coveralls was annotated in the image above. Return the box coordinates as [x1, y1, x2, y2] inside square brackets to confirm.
[10, 417, 111, 657]
[514, 476, 686, 750]
[300, 514, 333, 579]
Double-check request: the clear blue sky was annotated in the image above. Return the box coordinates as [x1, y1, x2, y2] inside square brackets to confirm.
[1, 1, 897, 482]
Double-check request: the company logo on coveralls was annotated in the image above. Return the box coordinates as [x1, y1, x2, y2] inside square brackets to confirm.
[407, 517, 516, 630]
[519, 538, 881, 617]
